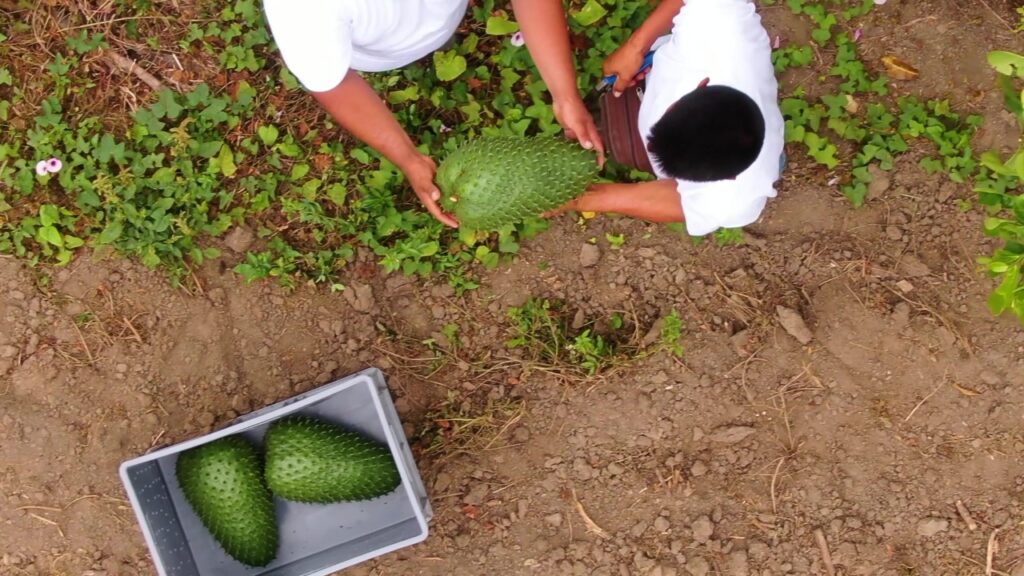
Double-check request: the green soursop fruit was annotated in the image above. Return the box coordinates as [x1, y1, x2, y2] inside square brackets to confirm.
[264, 415, 401, 503]
[175, 436, 278, 567]
[437, 136, 598, 230]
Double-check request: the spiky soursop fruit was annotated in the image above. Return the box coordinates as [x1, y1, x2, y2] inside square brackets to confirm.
[264, 415, 401, 503]
[437, 136, 598, 230]
[175, 436, 278, 567]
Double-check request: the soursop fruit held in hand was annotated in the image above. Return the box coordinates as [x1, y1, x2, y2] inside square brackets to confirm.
[436, 136, 598, 230]
[175, 436, 278, 567]
[265, 415, 401, 503]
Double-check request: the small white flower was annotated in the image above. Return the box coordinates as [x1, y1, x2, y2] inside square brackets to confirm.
[36, 160, 49, 176]
[873, 0, 886, 4]
[773, 35, 781, 50]
[46, 158, 62, 173]
[439, 123, 452, 133]
[510, 31, 525, 47]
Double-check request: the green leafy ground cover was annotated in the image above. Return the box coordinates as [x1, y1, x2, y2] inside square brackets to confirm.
[0, 0, 1021, 322]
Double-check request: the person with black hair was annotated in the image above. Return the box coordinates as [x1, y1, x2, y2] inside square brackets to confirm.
[556, 0, 784, 234]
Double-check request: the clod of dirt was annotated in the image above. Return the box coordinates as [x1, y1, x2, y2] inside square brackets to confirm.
[708, 426, 756, 444]
[544, 513, 563, 527]
[896, 280, 915, 294]
[650, 565, 678, 576]
[654, 516, 671, 532]
[690, 460, 708, 477]
[916, 517, 949, 537]
[690, 515, 714, 543]
[867, 165, 891, 200]
[463, 483, 489, 506]
[776, 306, 813, 344]
[224, 225, 255, 253]
[726, 550, 749, 575]
[343, 283, 375, 313]
[685, 556, 710, 576]
[642, 317, 665, 346]
[899, 254, 931, 277]
[579, 244, 601, 268]
[0, 345, 17, 358]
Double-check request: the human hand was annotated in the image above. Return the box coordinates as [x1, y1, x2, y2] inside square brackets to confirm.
[603, 43, 647, 96]
[553, 96, 606, 168]
[402, 154, 459, 228]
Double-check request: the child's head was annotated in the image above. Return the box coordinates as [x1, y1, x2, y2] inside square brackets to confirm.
[647, 84, 765, 182]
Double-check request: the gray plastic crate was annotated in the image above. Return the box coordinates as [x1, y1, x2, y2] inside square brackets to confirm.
[119, 368, 431, 576]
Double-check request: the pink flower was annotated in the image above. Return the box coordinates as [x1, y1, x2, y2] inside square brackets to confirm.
[773, 35, 781, 50]
[439, 123, 452, 133]
[35, 157, 63, 176]
[510, 31, 525, 47]
[853, 28, 863, 42]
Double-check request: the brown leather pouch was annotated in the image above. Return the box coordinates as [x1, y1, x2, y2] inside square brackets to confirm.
[597, 85, 654, 174]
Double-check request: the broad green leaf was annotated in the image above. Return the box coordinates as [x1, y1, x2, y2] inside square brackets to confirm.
[39, 204, 60, 227]
[419, 242, 440, 257]
[64, 235, 84, 249]
[37, 225, 63, 247]
[486, 15, 520, 35]
[291, 163, 310, 180]
[217, 143, 237, 177]
[257, 125, 279, 146]
[350, 148, 371, 164]
[98, 220, 123, 244]
[326, 183, 347, 207]
[433, 50, 467, 82]
[572, 0, 608, 26]
[988, 51, 1024, 77]
[988, 266, 1020, 314]
[387, 85, 420, 104]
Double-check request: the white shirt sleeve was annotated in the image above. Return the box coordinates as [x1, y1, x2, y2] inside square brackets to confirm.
[678, 179, 770, 236]
[264, 0, 352, 92]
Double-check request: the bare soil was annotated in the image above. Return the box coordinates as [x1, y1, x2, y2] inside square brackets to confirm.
[3, 1, 1024, 575]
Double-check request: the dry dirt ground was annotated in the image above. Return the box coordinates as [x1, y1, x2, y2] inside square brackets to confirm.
[4, 1, 1024, 575]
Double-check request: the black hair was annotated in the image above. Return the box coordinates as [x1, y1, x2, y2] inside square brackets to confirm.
[647, 84, 766, 182]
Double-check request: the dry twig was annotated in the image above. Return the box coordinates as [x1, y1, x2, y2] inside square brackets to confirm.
[102, 50, 165, 92]
[814, 528, 836, 576]
[569, 487, 610, 540]
[956, 499, 978, 531]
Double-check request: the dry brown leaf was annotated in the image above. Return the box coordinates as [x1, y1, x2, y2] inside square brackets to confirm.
[881, 55, 919, 80]
[844, 94, 860, 114]
[954, 383, 983, 397]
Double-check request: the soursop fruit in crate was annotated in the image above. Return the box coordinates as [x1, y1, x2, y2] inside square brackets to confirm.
[265, 415, 401, 503]
[437, 136, 598, 230]
[175, 436, 279, 567]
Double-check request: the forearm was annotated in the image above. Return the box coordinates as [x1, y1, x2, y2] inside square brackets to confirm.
[626, 0, 685, 53]
[575, 180, 684, 223]
[510, 0, 582, 104]
[311, 70, 421, 171]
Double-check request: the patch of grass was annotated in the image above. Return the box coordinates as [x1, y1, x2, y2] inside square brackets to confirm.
[0, 0, 655, 290]
[419, 389, 525, 459]
[505, 297, 684, 377]
[974, 50, 1024, 323]
[775, 0, 981, 207]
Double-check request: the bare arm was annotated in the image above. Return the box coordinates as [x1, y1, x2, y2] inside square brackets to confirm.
[563, 179, 684, 223]
[627, 0, 685, 53]
[510, 0, 605, 164]
[312, 70, 457, 227]
[604, 0, 685, 94]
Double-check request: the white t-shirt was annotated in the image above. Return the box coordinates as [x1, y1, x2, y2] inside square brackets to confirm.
[637, 0, 784, 236]
[263, 0, 469, 92]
